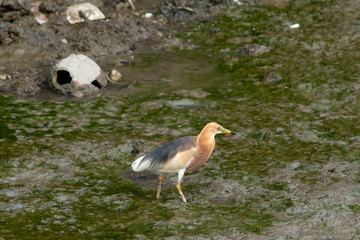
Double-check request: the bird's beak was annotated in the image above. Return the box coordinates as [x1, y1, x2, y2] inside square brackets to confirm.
[220, 127, 237, 135]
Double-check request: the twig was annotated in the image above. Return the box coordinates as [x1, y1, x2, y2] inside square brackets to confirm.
[173, 6, 196, 13]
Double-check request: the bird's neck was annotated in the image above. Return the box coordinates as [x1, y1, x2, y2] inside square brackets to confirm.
[197, 131, 215, 148]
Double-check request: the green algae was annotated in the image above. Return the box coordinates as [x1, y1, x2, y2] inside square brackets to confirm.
[348, 204, 360, 214]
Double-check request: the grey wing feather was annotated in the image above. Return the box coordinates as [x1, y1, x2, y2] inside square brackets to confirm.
[141, 136, 196, 169]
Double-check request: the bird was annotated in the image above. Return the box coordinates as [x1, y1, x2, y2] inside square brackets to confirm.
[131, 122, 236, 202]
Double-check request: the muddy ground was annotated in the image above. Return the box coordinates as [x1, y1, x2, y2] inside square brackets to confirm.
[0, 0, 229, 97]
[1, 0, 360, 239]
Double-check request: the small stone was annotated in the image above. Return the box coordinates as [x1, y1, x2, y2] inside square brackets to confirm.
[220, 48, 231, 53]
[0, 74, 11, 90]
[3, 203, 23, 211]
[4, 189, 17, 197]
[0, 74, 10, 80]
[264, 72, 282, 83]
[144, 13, 153, 18]
[235, 44, 271, 57]
[109, 69, 122, 82]
[234, 0, 242, 6]
[31, 2, 48, 24]
[275, 127, 284, 133]
[290, 23, 300, 29]
[295, 130, 319, 143]
[118, 139, 145, 155]
[65, 3, 105, 24]
[43, 122, 53, 127]
[289, 161, 301, 170]
[117, 143, 138, 155]
[167, 99, 204, 109]
[322, 163, 337, 172]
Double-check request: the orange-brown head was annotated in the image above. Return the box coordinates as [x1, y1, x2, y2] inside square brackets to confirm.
[198, 122, 236, 138]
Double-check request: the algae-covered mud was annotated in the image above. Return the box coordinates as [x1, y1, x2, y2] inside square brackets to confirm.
[1, 1, 360, 239]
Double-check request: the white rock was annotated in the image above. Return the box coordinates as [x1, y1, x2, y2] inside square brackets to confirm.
[66, 3, 105, 24]
[290, 23, 300, 29]
[51, 54, 107, 97]
[56, 54, 101, 85]
[144, 13, 154, 18]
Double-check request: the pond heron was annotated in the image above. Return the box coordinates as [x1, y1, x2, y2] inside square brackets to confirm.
[131, 122, 236, 202]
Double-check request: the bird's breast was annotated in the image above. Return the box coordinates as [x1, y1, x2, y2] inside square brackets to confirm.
[185, 140, 215, 172]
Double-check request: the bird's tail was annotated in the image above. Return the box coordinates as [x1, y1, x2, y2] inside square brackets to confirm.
[131, 155, 149, 172]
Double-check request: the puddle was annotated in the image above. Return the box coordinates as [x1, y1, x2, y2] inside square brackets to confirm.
[208, 197, 235, 205]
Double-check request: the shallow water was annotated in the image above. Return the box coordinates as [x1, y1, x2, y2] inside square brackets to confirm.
[1, 2, 360, 239]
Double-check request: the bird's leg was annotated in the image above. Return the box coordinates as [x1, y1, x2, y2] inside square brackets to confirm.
[177, 169, 187, 202]
[156, 174, 164, 199]
[176, 183, 187, 202]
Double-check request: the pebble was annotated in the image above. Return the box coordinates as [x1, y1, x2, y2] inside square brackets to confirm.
[234, 44, 271, 57]
[289, 161, 301, 170]
[144, 13, 154, 18]
[290, 23, 300, 29]
[5, 189, 17, 197]
[0, 74, 10, 80]
[167, 99, 204, 109]
[233, 0, 242, 5]
[109, 69, 122, 82]
[3, 203, 23, 211]
[43, 122, 53, 127]
[264, 72, 282, 83]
